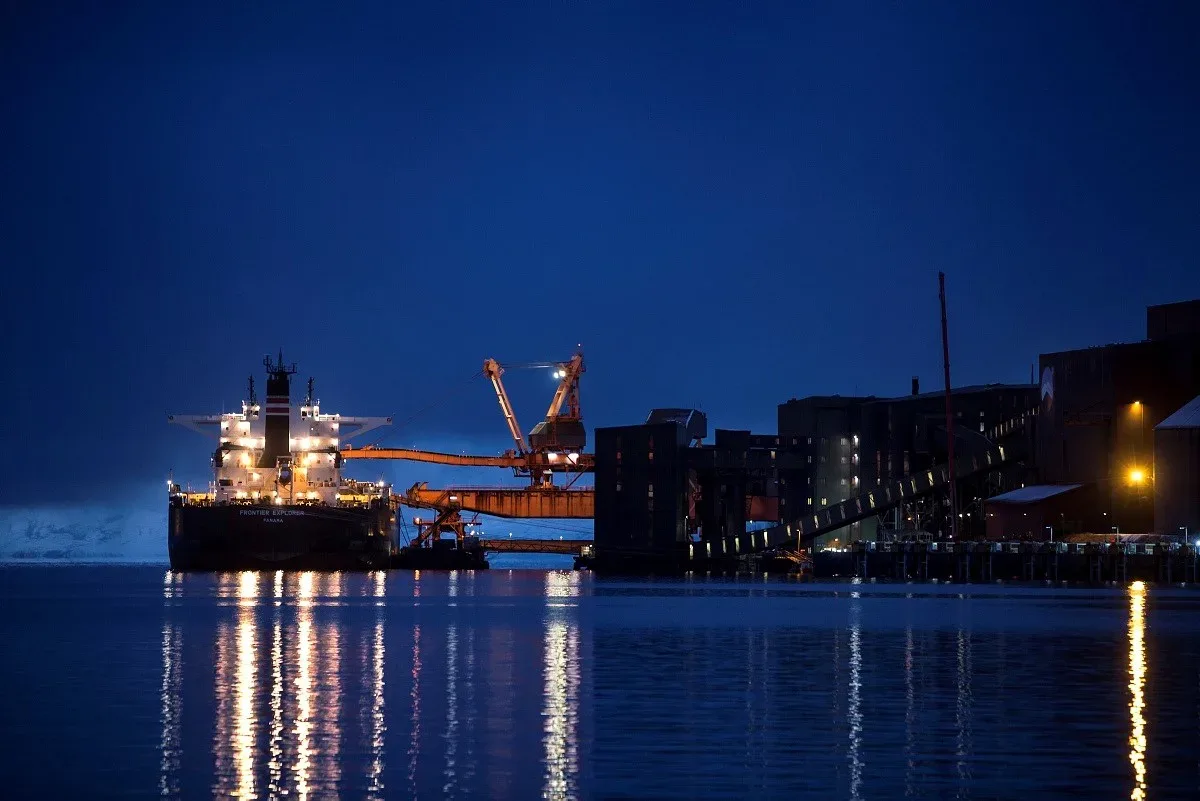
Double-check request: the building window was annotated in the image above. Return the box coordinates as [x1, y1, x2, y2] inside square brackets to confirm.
[806, 497, 813, 506]
[647, 484, 654, 497]
[616, 482, 622, 492]
[821, 497, 828, 507]
[648, 452, 654, 461]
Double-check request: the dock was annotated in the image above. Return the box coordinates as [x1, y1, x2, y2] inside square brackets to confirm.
[814, 540, 1200, 584]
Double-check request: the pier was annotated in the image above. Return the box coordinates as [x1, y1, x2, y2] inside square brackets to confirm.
[814, 540, 1200, 584]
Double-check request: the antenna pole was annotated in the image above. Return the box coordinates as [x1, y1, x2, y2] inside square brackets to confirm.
[939, 272, 958, 538]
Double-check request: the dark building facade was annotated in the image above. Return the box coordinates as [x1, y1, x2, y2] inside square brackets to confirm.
[777, 395, 871, 544]
[1154, 396, 1200, 539]
[778, 383, 1037, 543]
[594, 411, 809, 571]
[594, 421, 691, 572]
[984, 484, 1097, 540]
[1038, 300, 1200, 532]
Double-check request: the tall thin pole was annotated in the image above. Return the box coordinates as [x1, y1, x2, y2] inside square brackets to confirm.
[939, 272, 958, 538]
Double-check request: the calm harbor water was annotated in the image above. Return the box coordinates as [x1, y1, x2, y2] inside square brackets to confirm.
[2, 566, 1199, 799]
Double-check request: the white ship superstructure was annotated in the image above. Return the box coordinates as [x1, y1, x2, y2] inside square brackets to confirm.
[168, 353, 392, 506]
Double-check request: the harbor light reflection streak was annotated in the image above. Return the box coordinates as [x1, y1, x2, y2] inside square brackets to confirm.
[159, 617, 182, 799]
[1129, 581, 1147, 801]
[295, 571, 314, 801]
[268, 571, 284, 798]
[847, 591, 863, 801]
[236, 572, 258, 801]
[366, 571, 386, 800]
[543, 572, 582, 800]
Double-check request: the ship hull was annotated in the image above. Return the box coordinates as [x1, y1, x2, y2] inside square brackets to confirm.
[168, 502, 396, 571]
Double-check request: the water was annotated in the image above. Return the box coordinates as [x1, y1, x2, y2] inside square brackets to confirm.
[2, 567, 1199, 799]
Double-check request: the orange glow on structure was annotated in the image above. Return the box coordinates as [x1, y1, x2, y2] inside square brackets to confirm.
[1128, 468, 1146, 485]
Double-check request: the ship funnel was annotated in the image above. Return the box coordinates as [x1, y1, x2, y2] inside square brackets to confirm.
[259, 352, 297, 469]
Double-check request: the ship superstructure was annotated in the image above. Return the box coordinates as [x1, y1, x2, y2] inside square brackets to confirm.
[170, 353, 392, 506]
[166, 353, 398, 570]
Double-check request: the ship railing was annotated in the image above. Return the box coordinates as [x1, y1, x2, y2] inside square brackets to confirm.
[173, 491, 216, 506]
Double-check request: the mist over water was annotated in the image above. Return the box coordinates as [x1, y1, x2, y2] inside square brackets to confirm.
[0, 481, 169, 561]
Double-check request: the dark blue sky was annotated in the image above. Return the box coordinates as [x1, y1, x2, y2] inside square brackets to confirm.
[2, 1, 1198, 504]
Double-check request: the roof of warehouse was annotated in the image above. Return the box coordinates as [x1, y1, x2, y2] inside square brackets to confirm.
[1156, 395, 1200, 430]
[987, 484, 1084, 504]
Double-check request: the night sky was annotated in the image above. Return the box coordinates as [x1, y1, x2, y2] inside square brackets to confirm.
[2, 1, 1198, 506]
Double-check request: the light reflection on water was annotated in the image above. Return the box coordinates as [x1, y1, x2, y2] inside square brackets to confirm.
[543, 572, 582, 801]
[11, 567, 1199, 799]
[1129, 581, 1147, 801]
[156, 569, 587, 800]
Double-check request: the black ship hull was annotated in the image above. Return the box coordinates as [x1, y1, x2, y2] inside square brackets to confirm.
[169, 501, 396, 571]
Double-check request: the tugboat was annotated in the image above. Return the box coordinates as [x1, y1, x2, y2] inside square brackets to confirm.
[167, 353, 398, 570]
[391, 507, 490, 570]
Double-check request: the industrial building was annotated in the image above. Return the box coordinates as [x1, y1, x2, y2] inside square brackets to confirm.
[1037, 299, 1200, 533]
[593, 420, 693, 573]
[778, 380, 1038, 544]
[983, 484, 1096, 540]
[1154, 396, 1200, 540]
[591, 298, 1200, 572]
[593, 410, 812, 572]
[776, 395, 870, 544]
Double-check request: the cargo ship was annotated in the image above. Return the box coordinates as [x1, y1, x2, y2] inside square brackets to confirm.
[166, 353, 399, 570]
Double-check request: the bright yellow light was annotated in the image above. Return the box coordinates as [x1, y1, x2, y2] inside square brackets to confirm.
[1129, 468, 1146, 485]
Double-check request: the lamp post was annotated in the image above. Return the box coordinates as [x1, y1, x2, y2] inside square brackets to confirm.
[1046, 525, 1053, 543]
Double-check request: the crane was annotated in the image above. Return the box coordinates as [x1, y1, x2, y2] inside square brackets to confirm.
[341, 351, 591, 485]
[483, 357, 530, 457]
[483, 351, 586, 485]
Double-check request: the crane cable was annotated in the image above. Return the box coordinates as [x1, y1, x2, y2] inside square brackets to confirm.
[360, 369, 484, 450]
